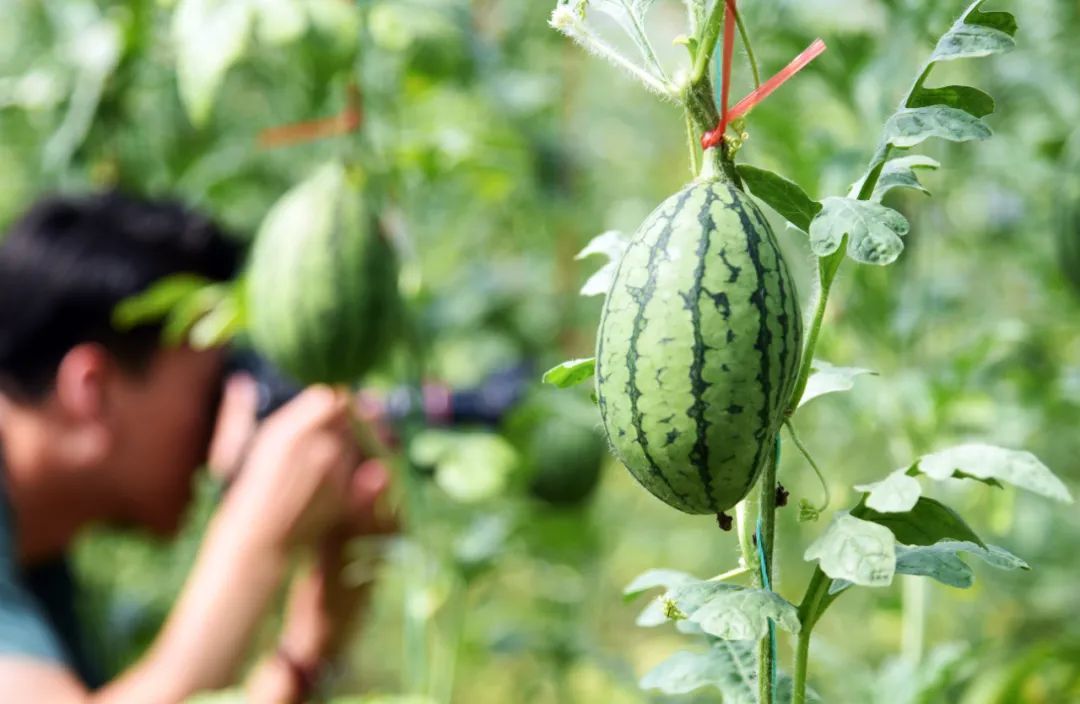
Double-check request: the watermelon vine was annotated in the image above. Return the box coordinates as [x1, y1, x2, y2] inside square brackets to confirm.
[547, 2, 1073, 703]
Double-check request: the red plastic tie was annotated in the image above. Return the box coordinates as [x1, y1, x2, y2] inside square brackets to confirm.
[702, 38, 827, 150]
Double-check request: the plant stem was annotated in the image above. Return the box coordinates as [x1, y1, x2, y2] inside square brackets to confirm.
[757, 447, 779, 704]
[785, 246, 844, 415]
[691, 0, 729, 84]
[556, 18, 672, 96]
[684, 109, 700, 177]
[733, 6, 761, 89]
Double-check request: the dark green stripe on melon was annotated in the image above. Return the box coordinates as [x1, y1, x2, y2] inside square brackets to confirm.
[248, 162, 399, 386]
[595, 178, 802, 514]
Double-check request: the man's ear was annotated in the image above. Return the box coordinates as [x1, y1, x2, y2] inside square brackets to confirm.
[55, 343, 110, 420]
[53, 343, 113, 458]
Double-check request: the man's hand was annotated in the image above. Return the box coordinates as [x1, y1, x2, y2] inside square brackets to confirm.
[218, 385, 362, 551]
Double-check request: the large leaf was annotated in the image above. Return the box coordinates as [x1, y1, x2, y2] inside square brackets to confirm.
[931, 0, 1016, 62]
[895, 540, 1028, 589]
[859, 497, 985, 548]
[576, 230, 629, 297]
[917, 444, 1073, 504]
[640, 641, 756, 699]
[664, 581, 800, 641]
[798, 359, 876, 408]
[809, 197, 910, 265]
[173, 0, 255, 127]
[883, 106, 991, 148]
[804, 513, 896, 587]
[736, 165, 822, 232]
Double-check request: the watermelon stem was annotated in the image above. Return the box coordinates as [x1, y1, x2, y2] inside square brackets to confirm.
[755, 440, 780, 704]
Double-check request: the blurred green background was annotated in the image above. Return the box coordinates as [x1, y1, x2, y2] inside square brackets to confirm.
[2, 0, 1079, 701]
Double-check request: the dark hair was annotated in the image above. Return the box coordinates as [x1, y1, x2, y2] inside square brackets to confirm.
[0, 192, 241, 400]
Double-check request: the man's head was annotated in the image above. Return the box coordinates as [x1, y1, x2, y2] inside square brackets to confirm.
[0, 192, 241, 535]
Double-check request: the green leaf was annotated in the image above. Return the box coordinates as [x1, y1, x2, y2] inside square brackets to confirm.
[639, 641, 756, 699]
[860, 497, 985, 548]
[884, 106, 991, 149]
[576, 230, 629, 297]
[623, 568, 695, 600]
[186, 291, 242, 349]
[809, 197, 910, 266]
[735, 165, 822, 232]
[855, 468, 922, 513]
[112, 274, 214, 331]
[908, 85, 995, 117]
[963, 1, 1018, 37]
[895, 540, 1029, 589]
[173, 0, 255, 127]
[873, 156, 941, 201]
[664, 581, 800, 641]
[804, 513, 896, 587]
[917, 443, 1074, 504]
[932, 20, 1015, 62]
[162, 284, 229, 346]
[253, 0, 308, 45]
[798, 359, 876, 408]
[542, 358, 596, 388]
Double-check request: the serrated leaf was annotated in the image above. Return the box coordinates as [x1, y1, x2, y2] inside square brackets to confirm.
[798, 359, 876, 407]
[917, 443, 1073, 504]
[623, 568, 695, 600]
[112, 274, 214, 331]
[809, 197, 910, 265]
[639, 641, 756, 699]
[860, 497, 985, 547]
[908, 85, 995, 118]
[855, 469, 922, 513]
[576, 230, 629, 297]
[542, 358, 596, 388]
[804, 513, 896, 587]
[173, 0, 255, 127]
[873, 156, 941, 201]
[735, 165, 822, 232]
[884, 106, 991, 149]
[896, 540, 1029, 589]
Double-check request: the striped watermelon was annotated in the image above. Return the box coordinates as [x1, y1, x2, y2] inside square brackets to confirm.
[595, 176, 802, 515]
[247, 162, 398, 385]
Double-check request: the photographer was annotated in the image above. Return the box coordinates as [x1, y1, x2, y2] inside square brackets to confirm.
[0, 193, 393, 703]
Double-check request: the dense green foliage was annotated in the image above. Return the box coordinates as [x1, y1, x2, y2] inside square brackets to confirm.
[3, 0, 1080, 701]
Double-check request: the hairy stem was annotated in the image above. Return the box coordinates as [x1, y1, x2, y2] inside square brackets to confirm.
[733, 5, 761, 89]
[553, 15, 673, 96]
[786, 246, 844, 415]
[692, 0, 729, 84]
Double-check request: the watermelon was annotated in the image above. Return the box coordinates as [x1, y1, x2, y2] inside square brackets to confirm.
[504, 390, 606, 507]
[247, 162, 398, 385]
[595, 176, 802, 515]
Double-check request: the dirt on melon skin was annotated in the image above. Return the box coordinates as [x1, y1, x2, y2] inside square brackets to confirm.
[247, 163, 399, 385]
[595, 177, 803, 515]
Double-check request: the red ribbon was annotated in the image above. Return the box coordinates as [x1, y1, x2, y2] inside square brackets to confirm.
[702, 24, 828, 150]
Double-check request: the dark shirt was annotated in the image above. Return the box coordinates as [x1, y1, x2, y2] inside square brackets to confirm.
[0, 457, 103, 687]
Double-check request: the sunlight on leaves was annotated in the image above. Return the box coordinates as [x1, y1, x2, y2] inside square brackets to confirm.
[860, 497, 985, 547]
[884, 106, 991, 149]
[809, 197, 909, 265]
[805, 513, 895, 587]
[664, 581, 800, 640]
[799, 359, 876, 407]
[896, 540, 1029, 589]
[855, 469, 922, 513]
[639, 641, 756, 699]
[917, 444, 1073, 504]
